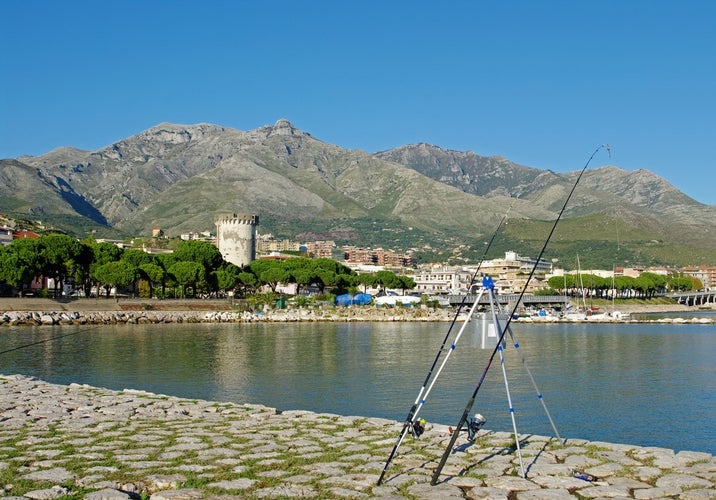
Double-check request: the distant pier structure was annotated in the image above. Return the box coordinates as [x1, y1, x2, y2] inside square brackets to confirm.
[214, 213, 259, 267]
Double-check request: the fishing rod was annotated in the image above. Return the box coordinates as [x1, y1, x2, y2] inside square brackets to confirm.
[430, 144, 609, 485]
[0, 324, 104, 356]
[377, 201, 514, 485]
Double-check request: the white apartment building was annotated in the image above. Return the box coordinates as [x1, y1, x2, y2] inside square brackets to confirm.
[411, 265, 473, 295]
[409, 251, 553, 295]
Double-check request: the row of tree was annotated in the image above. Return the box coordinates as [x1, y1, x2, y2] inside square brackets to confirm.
[0, 234, 416, 299]
[545, 271, 700, 299]
[7, 234, 698, 303]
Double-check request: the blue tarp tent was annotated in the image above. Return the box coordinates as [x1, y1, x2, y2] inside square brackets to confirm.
[334, 293, 372, 306]
[335, 294, 352, 306]
[353, 293, 372, 305]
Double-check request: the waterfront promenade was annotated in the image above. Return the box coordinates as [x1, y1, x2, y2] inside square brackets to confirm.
[0, 374, 714, 499]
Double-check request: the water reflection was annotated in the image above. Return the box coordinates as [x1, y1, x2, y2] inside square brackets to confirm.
[0, 320, 713, 454]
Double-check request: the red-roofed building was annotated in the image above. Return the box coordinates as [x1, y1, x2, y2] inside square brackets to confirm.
[13, 230, 39, 240]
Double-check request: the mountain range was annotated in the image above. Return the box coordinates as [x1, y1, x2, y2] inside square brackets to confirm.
[2, 119, 714, 269]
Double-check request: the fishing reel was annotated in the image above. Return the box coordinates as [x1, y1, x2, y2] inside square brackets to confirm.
[448, 413, 487, 441]
[411, 418, 427, 438]
[467, 413, 486, 441]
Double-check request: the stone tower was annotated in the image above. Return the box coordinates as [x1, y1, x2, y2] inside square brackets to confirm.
[214, 213, 259, 267]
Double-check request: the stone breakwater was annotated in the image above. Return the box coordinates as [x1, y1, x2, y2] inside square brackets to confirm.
[1, 305, 714, 326]
[0, 375, 713, 499]
[0, 298, 713, 326]
[0, 307, 460, 326]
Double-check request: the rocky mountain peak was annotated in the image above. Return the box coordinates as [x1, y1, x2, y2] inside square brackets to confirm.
[133, 123, 224, 144]
[269, 118, 298, 137]
[1, 120, 714, 268]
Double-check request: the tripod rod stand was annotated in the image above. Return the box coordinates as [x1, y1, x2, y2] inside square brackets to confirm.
[430, 278, 559, 484]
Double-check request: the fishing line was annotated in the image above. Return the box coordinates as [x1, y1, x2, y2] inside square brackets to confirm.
[0, 323, 104, 356]
[377, 200, 514, 485]
[431, 144, 609, 485]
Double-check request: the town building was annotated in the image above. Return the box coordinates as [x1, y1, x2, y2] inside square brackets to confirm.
[410, 265, 472, 295]
[375, 249, 416, 268]
[343, 246, 416, 269]
[681, 266, 716, 290]
[471, 251, 552, 293]
[256, 235, 302, 254]
[180, 231, 214, 241]
[304, 240, 335, 259]
[343, 246, 377, 264]
[407, 252, 553, 295]
[0, 226, 12, 246]
[12, 230, 39, 240]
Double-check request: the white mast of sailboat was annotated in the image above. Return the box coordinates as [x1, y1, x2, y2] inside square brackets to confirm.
[577, 253, 587, 310]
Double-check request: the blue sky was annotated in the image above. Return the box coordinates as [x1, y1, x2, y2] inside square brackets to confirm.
[2, 1, 714, 204]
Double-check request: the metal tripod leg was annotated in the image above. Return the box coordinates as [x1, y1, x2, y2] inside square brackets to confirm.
[489, 290, 525, 477]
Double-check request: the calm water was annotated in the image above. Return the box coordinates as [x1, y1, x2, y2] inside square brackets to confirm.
[0, 321, 713, 454]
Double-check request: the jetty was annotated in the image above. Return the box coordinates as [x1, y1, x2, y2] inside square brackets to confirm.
[0, 298, 714, 326]
[0, 375, 713, 499]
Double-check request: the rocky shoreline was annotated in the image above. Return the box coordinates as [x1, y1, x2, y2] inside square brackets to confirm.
[0, 298, 713, 326]
[0, 307, 463, 326]
[0, 374, 713, 499]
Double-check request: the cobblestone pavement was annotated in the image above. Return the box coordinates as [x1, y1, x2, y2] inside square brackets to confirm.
[0, 374, 713, 499]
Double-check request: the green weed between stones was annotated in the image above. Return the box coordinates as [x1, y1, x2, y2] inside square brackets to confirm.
[42, 425, 63, 439]
[181, 472, 210, 489]
[542, 439, 570, 451]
